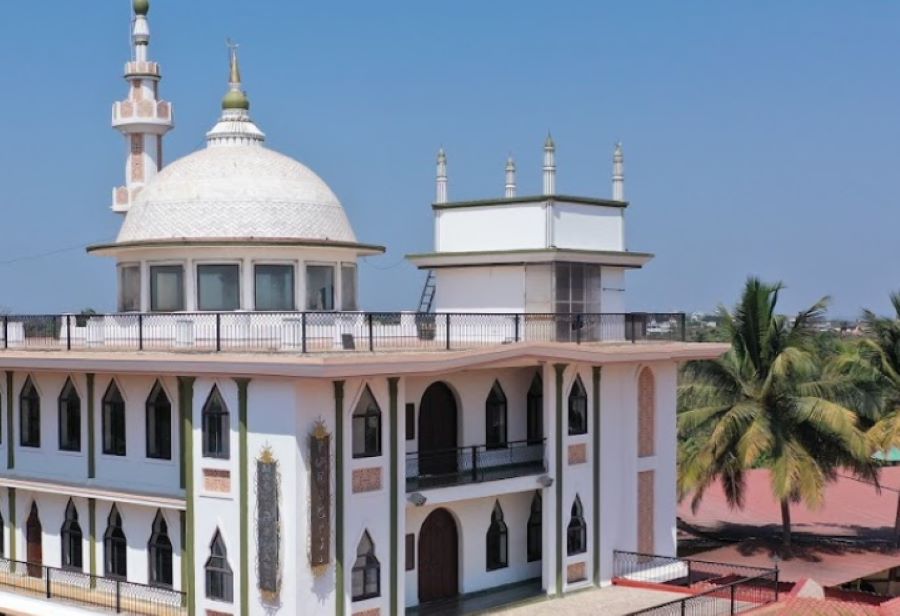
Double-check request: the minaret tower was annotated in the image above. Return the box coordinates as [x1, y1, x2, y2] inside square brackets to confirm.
[436, 148, 448, 204]
[111, 0, 174, 213]
[612, 142, 625, 201]
[542, 133, 556, 195]
[504, 156, 517, 198]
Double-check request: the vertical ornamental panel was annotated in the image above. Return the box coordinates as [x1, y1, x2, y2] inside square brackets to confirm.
[257, 447, 281, 599]
[310, 422, 331, 571]
[638, 368, 656, 458]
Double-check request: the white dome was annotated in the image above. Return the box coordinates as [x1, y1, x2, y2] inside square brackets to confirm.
[116, 142, 359, 245]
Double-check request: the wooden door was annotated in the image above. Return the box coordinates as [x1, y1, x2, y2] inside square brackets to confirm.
[418, 508, 458, 603]
[26, 503, 42, 578]
[418, 383, 458, 475]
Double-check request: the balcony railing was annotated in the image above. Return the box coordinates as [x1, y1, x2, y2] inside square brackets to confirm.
[406, 439, 546, 491]
[0, 312, 686, 354]
[0, 555, 186, 615]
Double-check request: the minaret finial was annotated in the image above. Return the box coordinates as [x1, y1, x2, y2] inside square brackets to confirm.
[543, 133, 556, 195]
[505, 155, 517, 198]
[612, 141, 625, 201]
[222, 40, 250, 111]
[436, 148, 448, 204]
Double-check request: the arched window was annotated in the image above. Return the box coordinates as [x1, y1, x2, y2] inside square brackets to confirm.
[352, 386, 381, 458]
[146, 382, 172, 460]
[526, 374, 543, 444]
[61, 499, 83, 571]
[20, 377, 40, 448]
[205, 530, 233, 603]
[102, 382, 126, 456]
[567, 495, 587, 555]
[202, 386, 229, 459]
[25, 502, 42, 577]
[568, 376, 588, 436]
[527, 492, 542, 562]
[486, 501, 508, 570]
[58, 378, 81, 452]
[485, 381, 507, 449]
[148, 510, 173, 588]
[351, 531, 380, 601]
[104, 505, 127, 580]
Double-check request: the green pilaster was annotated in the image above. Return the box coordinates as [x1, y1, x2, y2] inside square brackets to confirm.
[180, 511, 187, 606]
[6, 371, 14, 470]
[178, 377, 196, 616]
[88, 498, 97, 588]
[388, 377, 400, 616]
[87, 374, 96, 479]
[334, 381, 345, 616]
[554, 364, 566, 596]
[235, 378, 251, 616]
[592, 366, 602, 586]
[7, 487, 15, 565]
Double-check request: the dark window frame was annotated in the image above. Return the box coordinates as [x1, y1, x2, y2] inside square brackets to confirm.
[526, 374, 543, 443]
[19, 377, 41, 448]
[485, 381, 508, 449]
[146, 381, 172, 460]
[352, 386, 382, 459]
[253, 263, 296, 312]
[205, 530, 234, 603]
[61, 499, 83, 571]
[196, 263, 241, 312]
[486, 501, 509, 571]
[202, 386, 230, 460]
[102, 381, 127, 457]
[405, 403, 415, 441]
[58, 378, 81, 452]
[568, 376, 588, 436]
[567, 496, 587, 555]
[351, 531, 381, 601]
[149, 264, 185, 313]
[148, 510, 173, 589]
[104, 505, 128, 580]
[405, 534, 415, 571]
[527, 492, 542, 562]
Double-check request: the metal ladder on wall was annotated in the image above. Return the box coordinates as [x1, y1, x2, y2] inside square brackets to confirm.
[418, 270, 436, 312]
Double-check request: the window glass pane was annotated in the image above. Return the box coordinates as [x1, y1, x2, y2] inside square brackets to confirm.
[341, 264, 358, 311]
[119, 265, 141, 312]
[150, 266, 184, 312]
[255, 265, 295, 311]
[197, 265, 240, 311]
[306, 265, 335, 311]
[555, 263, 570, 302]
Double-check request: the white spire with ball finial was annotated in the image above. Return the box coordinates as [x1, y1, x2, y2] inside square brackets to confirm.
[504, 156, 517, 198]
[436, 148, 448, 204]
[612, 142, 625, 201]
[543, 133, 556, 195]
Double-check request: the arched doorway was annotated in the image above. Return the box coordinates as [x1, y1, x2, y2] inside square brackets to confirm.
[418, 508, 458, 603]
[26, 502, 42, 578]
[419, 382, 458, 476]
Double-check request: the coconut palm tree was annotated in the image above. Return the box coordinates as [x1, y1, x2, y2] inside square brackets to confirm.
[859, 293, 900, 451]
[678, 278, 877, 553]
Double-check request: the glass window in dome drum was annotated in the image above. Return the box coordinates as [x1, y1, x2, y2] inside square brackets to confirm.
[255, 264, 295, 311]
[118, 265, 141, 312]
[150, 265, 185, 312]
[306, 265, 335, 311]
[197, 264, 240, 311]
[341, 264, 358, 311]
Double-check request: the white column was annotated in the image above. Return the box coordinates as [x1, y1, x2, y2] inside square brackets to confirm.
[541, 361, 557, 595]
[505, 156, 517, 198]
[612, 142, 625, 201]
[543, 135, 556, 196]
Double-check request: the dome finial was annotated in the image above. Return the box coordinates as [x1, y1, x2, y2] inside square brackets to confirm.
[133, 0, 150, 16]
[222, 39, 250, 111]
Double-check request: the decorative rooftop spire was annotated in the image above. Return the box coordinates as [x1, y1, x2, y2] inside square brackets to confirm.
[505, 156, 517, 198]
[436, 148, 448, 204]
[222, 41, 250, 111]
[207, 41, 265, 146]
[543, 132, 556, 195]
[612, 142, 625, 201]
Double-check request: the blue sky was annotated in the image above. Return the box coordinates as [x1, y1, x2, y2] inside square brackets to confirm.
[0, 1, 896, 318]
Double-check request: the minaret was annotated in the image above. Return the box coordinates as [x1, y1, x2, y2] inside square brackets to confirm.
[504, 156, 517, 198]
[111, 0, 174, 213]
[612, 142, 625, 201]
[436, 148, 448, 204]
[206, 42, 266, 146]
[543, 133, 556, 195]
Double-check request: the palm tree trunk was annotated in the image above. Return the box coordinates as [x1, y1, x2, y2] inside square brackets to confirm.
[780, 499, 792, 555]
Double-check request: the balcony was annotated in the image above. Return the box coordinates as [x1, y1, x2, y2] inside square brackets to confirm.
[0, 556, 185, 615]
[406, 439, 546, 492]
[0, 312, 686, 355]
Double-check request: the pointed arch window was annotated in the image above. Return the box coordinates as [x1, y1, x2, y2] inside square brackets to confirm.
[202, 386, 230, 459]
[527, 492, 542, 562]
[485, 381, 508, 449]
[148, 510, 173, 588]
[0, 509, 4, 556]
[526, 374, 543, 444]
[567, 495, 587, 555]
[58, 378, 81, 452]
[352, 386, 381, 458]
[205, 530, 233, 603]
[486, 501, 508, 571]
[146, 382, 172, 460]
[351, 531, 380, 601]
[20, 377, 40, 448]
[25, 503, 42, 577]
[104, 505, 127, 580]
[61, 499, 83, 571]
[102, 382, 126, 456]
[568, 376, 588, 436]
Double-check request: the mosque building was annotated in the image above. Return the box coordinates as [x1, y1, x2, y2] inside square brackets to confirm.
[0, 2, 727, 615]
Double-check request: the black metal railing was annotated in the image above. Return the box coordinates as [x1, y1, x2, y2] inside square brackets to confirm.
[0, 555, 186, 615]
[406, 439, 546, 491]
[0, 311, 686, 354]
[613, 551, 780, 616]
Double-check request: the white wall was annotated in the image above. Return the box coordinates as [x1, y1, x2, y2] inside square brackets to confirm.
[551, 203, 624, 252]
[600, 268, 626, 314]
[436, 204, 547, 253]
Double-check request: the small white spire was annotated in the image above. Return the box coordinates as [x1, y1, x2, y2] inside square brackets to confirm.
[436, 148, 448, 204]
[612, 141, 625, 201]
[206, 41, 265, 147]
[504, 156, 517, 198]
[543, 133, 556, 196]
